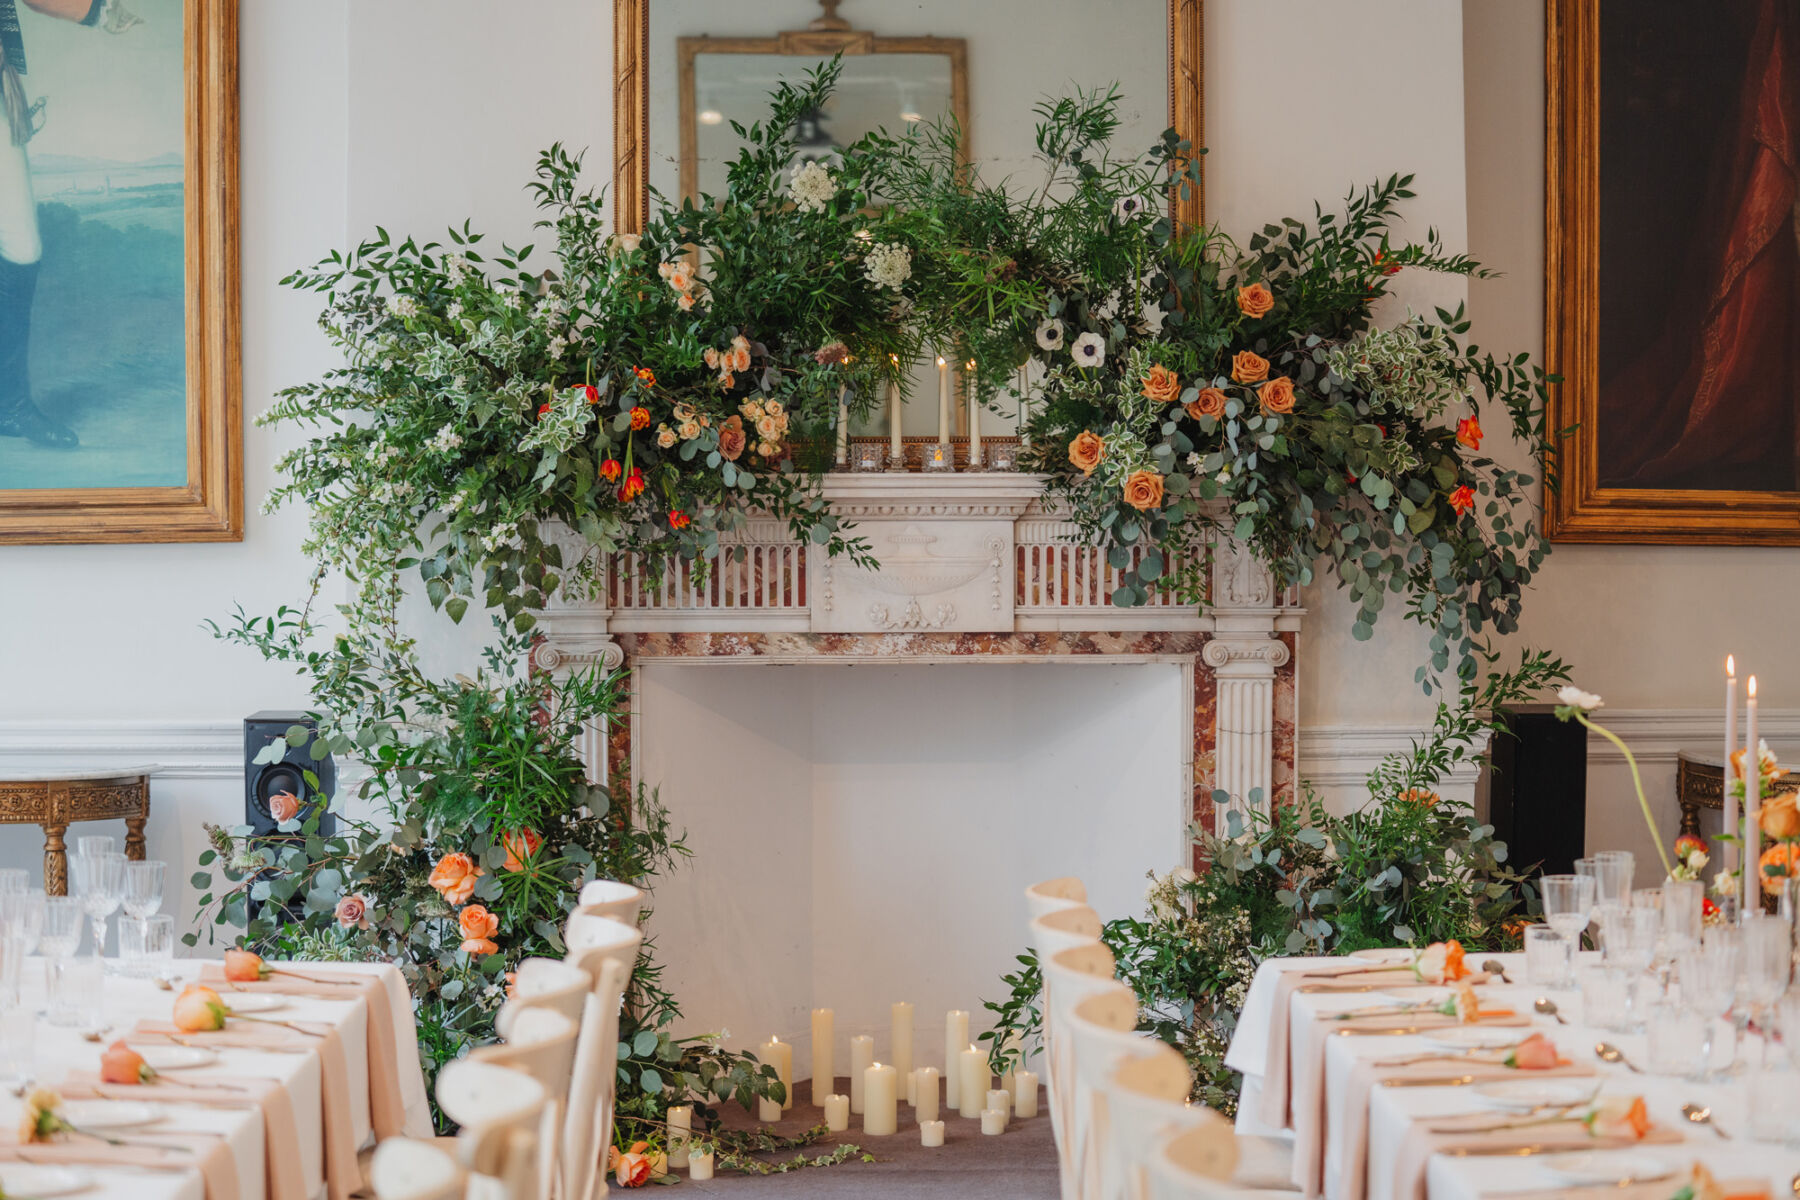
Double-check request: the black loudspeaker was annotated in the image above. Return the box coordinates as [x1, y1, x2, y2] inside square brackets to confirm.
[244, 711, 337, 838]
[1488, 704, 1587, 877]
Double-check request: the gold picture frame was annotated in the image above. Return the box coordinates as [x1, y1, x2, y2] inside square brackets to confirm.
[612, 0, 1204, 234]
[1545, 0, 1800, 544]
[0, 0, 241, 545]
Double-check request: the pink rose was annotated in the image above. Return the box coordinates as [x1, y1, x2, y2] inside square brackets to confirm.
[268, 790, 301, 824]
[334, 893, 370, 930]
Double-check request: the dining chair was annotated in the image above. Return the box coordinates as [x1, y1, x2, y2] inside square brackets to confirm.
[1104, 1046, 1229, 1200]
[1066, 988, 1157, 1200]
[369, 1059, 551, 1200]
[1148, 1122, 1271, 1200]
[560, 914, 642, 1200]
[1041, 941, 1118, 1199]
[496, 957, 590, 1037]
[472, 1006, 578, 1200]
[573, 879, 644, 926]
[1026, 876, 1089, 922]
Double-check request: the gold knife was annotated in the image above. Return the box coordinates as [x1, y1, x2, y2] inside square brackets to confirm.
[1378, 1074, 1480, 1087]
[1444, 1136, 1645, 1157]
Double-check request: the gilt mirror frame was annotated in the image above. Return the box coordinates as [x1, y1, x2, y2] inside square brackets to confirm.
[0, 0, 240, 545]
[612, 0, 1205, 235]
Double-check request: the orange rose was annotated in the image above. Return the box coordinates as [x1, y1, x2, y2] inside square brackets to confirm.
[1455, 415, 1483, 450]
[1236, 283, 1274, 319]
[1505, 1032, 1566, 1070]
[100, 1042, 151, 1085]
[1185, 387, 1228, 422]
[1257, 376, 1296, 415]
[611, 1142, 653, 1188]
[501, 828, 543, 872]
[1448, 485, 1476, 515]
[1759, 842, 1800, 896]
[429, 852, 483, 905]
[1068, 431, 1105, 477]
[223, 948, 270, 982]
[1760, 793, 1800, 841]
[268, 790, 301, 824]
[1141, 364, 1180, 404]
[1230, 351, 1269, 384]
[458, 904, 500, 956]
[1121, 470, 1165, 512]
[1398, 787, 1439, 808]
[172, 985, 228, 1032]
[717, 415, 747, 462]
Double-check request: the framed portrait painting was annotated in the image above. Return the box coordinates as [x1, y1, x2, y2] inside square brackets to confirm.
[0, 0, 238, 544]
[1546, 0, 1800, 543]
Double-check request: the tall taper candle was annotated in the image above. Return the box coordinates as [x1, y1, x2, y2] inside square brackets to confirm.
[849, 1034, 874, 1114]
[811, 1008, 834, 1112]
[862, 1062, 898, 1136]
[1724, 656, 1739, 877]
[958, 1044, 988, 1119]
[834, 384, 849, 466]
[936, 356, 951, 445]
[887, 359, 903, 467]
[891, 1002, 914, 1103]
[1746, 675, 1760, 907]
[943, 1011, 969, 1110]
[966, 360, 981, 465]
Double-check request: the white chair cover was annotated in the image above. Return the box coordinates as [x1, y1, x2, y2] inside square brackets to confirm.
[1041, 942, 1117, 1200]
[437, 1060, 552, 1200]
[497, 958, 589, 1038]
[560, 914, 642, 1200]
[1026, 876, 1089, 922]
[472, 1007, 578, 1200]
[1105, 1047, 1232, 1200]
[1149, 1123, 1274, 1200]
[369, 1137, 464, 1200]
[1066, 989, 1155, 1200]
[574, 879, 644, 926]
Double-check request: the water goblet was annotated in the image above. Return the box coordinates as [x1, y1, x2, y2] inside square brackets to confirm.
[0, 869, 27, 894]
[1661, 878, 1704, 958]
[1593, 850, 1636, 903]
[1525, 925, 1574, 989]
[138, 914, 174, 984]
[1679, 941, 1741, 1081]
[74, 836, 115, 860]
[71, 850, 124, 958]
[122, 860, 164, 920]
[1741, 915, 1792, 1029]
[1541, 874, 1596, 946]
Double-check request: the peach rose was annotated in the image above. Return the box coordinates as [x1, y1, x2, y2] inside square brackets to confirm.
[717, 415, 747, 462]
[611, 1142, 653, 1188]
[1230, 350, 1269, 384]
[1068, 431, 1105, 476]
[268, 790, 301, 824]
[1257, 376, 1296, 415]
[223, 948, 270, 982]
[1398, 787, 1439, 808]
[1761, 793, 1800, 841]
[1590, 1095, 1651, 1141]
[100, 1041, 151, 1085]
[1121, 470, 1166, 512]
[501, 828, 543, 872]
[1185, 387, 1228, 422]
[458, 904, 500, 956]
[334, 893, 370, 930]
[173, 984, 228, 1032]
[1141, 364, 1180, 404]
[1236, 283, 1274, 319]
[429, 853, 483, 905]
[1505, 1032, 1566, 1070]
[1759, 842, 1800, 896]
[1412, 939, 1468, 984]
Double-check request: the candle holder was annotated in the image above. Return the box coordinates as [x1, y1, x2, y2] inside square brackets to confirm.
[850, 442, 886, 472]
[921, 444, 956, 473]
[983, 441, 1022, 471]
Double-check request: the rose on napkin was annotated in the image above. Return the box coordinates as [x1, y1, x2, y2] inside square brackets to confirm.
[1411, 939, 1468, 984]
[1674, 1162, 1776, 1200]
[1443, 981, 1480, 1024]
[610, 1141, 653, 1188]
[100, 1041, 159, 1085]
[223, 948, 274, 982]
[174, 984, 230, 1032]
[1503, 1032, 1568, 1069]
[1586, 1095, 1651, 1140]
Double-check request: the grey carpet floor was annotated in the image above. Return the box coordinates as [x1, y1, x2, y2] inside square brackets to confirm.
[681, 1077, 1059, 1199]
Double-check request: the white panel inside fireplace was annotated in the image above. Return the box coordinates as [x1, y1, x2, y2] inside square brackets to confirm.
[636, 661, 1186, 1079]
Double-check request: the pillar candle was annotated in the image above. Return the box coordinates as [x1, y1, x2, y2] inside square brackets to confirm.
[849, 1034, 874, 1113]
[1746, 676, 1761, 905]
[760, 1034, 794, 1111]
[687, 1150, 714, 1181]
[936, 356, 951, 444]
[981, 1108, 1007, 1135]
[1724, 656, 1739, 878]
[986, 1088, 1012, 1126]
[811, 1008, 834, 1111]
[997, 1031, 1020, 1096]
[834, 385, 849, 466]
[1013, 1071, 1039, 1118]
[944, 1011, 969, 1109]
[958, 1044, 988, 1119]
[891, 1002, 914, 1101]
[921, 1119, 945, 1148]
[823, 1093, 849, 1132]
[758, 1094, 781, 1122]
[914, 1066, 940, 1122]
[966, 360, 981, 464]
[666, 1104, 692, 1169]
[863, 1062, 898, 1136]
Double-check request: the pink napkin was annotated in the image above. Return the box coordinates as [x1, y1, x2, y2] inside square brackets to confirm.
[1255, 961, 1387, 1129]
[201, 964, 408, 1138]
[60, 1068, 308, 1200]
[0, 1135, 240, 1200]
[1387, 1113, 1683, 1200]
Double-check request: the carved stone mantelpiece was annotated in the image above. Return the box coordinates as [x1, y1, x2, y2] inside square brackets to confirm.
[536, 474, 1302, 841]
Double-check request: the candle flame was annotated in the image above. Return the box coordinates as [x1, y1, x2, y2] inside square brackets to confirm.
[889, 353, 898, 365]
[1749, 675, 1758, 698]
[1728, 654, 1736, 677]
[966, 360, 975, 369]
[936, 356, 946, 367]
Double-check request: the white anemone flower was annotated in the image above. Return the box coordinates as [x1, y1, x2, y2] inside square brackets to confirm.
[1034, 318, 1065, 351]
[1556, 686, 1604, 711]
[1070, 331, 1106, 368]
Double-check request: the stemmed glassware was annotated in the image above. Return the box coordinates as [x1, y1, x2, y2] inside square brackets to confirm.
[0, 891, 43, 1007]
[38, 896, 85, 1027]
[71, 850, 124, 958]
[0, 869, 27, 895]
[1541, 874, 1596, 948]
[1679, 936, 1741, 1081]
[1740, 915, 1792, 1060]
[119, 861, 166, 977]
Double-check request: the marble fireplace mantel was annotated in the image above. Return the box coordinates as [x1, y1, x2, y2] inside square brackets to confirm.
[533, 474, 1303, 847]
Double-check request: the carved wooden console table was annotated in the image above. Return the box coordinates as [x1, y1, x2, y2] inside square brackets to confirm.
[1676, 748, 1797, 839]
[0, 768, 153, 893]
[534, 476, 1304, 860]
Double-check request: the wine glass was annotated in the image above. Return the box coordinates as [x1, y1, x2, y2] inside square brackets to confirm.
[0, 890, 44, 1005]
[123, 860, 164, 920]
[71, 851, 124, 958]
[0, 869, 27, 895]
[75, 836, 115, 860]
[1679, 939, 1740, 1081]
[1541, 874, 1596, 946]
[1740, 915, 1792, 1050]
[1660, 878, 1704, 958]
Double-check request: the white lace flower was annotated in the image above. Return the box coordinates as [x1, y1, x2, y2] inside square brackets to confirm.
[427, 424, 465, 454]
[1071, 331, 1106, 368]
[1035, 318, 1065, 351]
[386, 293, 421, 319]
[789, 161, 837, 214]
[446, 301, 464, 320]
[445, 255, 471, 284]
[546, 335, 567, 359]
[1556, 686, 1603, 711]
[862, 241, 912, 291]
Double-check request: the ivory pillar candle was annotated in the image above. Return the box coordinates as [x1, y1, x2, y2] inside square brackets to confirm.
[1746, 677, 1761, 902]
[998, 1032, 1020, 1096]
[811, 1008, 834, 1110]
[823, 1093, 850, 1132]
[862, 1062, 898, 1136]
[981, 1108, 1007, 1135]
[891, 1002, 914, 1101]
[986, 1088, 1012, 1126]
[936, 356, 951, 444]
[958, 1044, 988, 1119]
[1013, 1071, 1039, 1118]
[834, 385, 849, 466]
[760, 1035, 794, 1111]
[944, 1011, 969, 1109]
[687, 1150, 714, 1181]
[758, 1095, 781, 1122]
[849, 1035, 874, 1113]
[966, 360, 981, 463]
[1724, 656, 1739, 877]
[921, 1119, 945, 1148]
[666, 1104, 692, 1169]
[914, 1066, 940, 1122]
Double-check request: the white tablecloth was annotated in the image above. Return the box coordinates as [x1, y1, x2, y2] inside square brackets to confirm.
[0, 958, 431, 1200]
[1228, 950, 1800, 1199]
